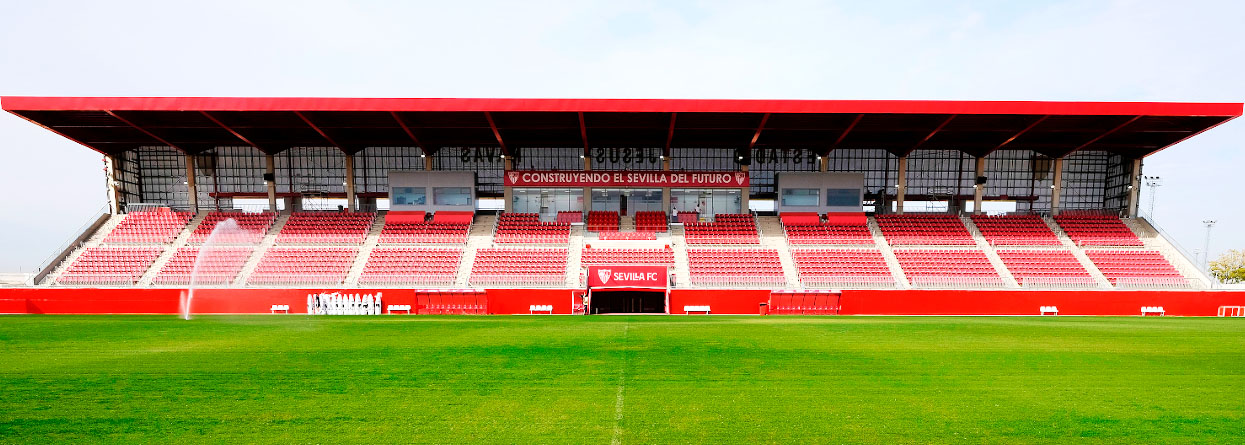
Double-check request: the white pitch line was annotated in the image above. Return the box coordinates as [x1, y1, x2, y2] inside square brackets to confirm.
[611, 323, 629, 445]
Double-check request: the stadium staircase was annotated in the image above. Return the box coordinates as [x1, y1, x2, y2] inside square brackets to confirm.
[344, 211, 388, 286]
[1043, 215, 1113, 289]
[41, 214, 127, 285]
[757, 216, 800, 288]
[669, 224, 692, 287]
[868, 216, 910, 288]
[137, 212, 208, 286]
[232, 211, 291, 287]
[455, 214, 496, 287]
[618, 215, 635, 232]
[566, 224, 585, 287]
[961, 215, 1020, 288]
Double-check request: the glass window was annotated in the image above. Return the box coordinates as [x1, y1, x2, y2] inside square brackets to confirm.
[825, 188, 860, 207]
[392, 187, 427, 206]
[781, 188, 820, 206]
[433, 187, 473, 206]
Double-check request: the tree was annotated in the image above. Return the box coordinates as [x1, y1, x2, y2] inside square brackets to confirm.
[1209, 250, 1245, 284]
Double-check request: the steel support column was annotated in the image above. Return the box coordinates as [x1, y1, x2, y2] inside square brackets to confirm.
[106, 155, 123, 214]
[896, 156, 908, 214]
[185, 154, 198, 212]
[265, 153, 277, 212]
[1050, 157, 1064, 216]
[1127, 158, 1142, 217]
[973, 156, 986, 215]
[344, 154, 356, 212]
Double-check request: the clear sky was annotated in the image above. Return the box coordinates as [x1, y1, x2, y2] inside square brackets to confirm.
[0, 0, 1241, 272]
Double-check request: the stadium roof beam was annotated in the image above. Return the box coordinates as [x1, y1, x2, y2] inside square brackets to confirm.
[390, 111, 432, 158]
[748, 113, 771, 151]
[199, 111, 278, 155]
[985, 115, 1049, 157]
[825, 113, 863, 156]
[900, 114, 956, 157]
[4, 97, 1240, 161]
[103, 110, 191, 154]
[1064, 115, 1144, 158]
[483, 111, 510, 156]
[5, 111, 108, 155]
[294, 111, 352, 154]
[663, 113, 677, 158]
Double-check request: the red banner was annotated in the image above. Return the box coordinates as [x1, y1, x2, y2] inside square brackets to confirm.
[587, 265, 668, 289]
[505, 170, 748, 188]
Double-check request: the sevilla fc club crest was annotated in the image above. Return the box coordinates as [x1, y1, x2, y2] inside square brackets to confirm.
[735, 172, 747, 185]
[508, 172, 519, 183]
[597, 269, 612, 284]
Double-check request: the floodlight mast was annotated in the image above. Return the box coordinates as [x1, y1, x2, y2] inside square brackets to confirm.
[1142, 176, 1163, 219]
[1202, 219, 1216, 270]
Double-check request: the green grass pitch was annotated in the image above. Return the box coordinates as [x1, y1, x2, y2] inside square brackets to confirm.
[1, 315, 1243, 443]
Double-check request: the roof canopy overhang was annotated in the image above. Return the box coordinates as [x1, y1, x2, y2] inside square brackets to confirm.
[3, 96, 1240, 159]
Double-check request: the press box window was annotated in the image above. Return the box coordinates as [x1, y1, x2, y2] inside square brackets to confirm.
[826, 188, 860, 207]
[433, 187, 473, 206]
[781, 188, 820, 206]
[392, 187, 426, 206]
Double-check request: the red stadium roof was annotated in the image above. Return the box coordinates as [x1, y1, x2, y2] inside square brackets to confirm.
[3, 96, 1240, 159]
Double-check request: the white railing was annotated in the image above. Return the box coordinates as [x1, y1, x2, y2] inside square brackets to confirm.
[1134, 212, 1216, 288]
[1114, 277, 1198, 289]
[1018, 277, 1100, 289]
[909, 276, 1007, 289]
[28, 204, 111, 285]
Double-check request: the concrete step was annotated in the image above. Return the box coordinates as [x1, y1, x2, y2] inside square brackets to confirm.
[344, 212, 386, 286]
[868, 216, 909, 288]
[962, 215, 1019, 288]
[1044, 215, 1113, 289]
[232, 212, 291, 287]
[137, 212, 209, 286]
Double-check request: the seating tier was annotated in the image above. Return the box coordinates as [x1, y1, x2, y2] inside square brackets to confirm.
[687, 248, 785, 287]
[1054, 214, 1142, 246]
[247, 247, 358, 286]
[581, 248, 675, 265]
[153, 246, 254, 285]
[57, 247, 163, 285]
[103, 209, 194, 244]
[188, 212, 276, 244]
[494, 213, 570, 244]
[876, 214, 974, 245]
[1084, 250, 1187, 287]
[684, 214, 759, 245]
[970, 214, 1059, 246]
[995, 249, 1095, 287]
[893, 248, 1003, 287]
[276, 212, 375, 245]
[358, 248, 463, 286]
[469, 248, 568, 287]
[634, 211, 668, 232]
[791, 248, 894, 288]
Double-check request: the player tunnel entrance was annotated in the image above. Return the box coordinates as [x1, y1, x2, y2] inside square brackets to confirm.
[585, 265, 670, 314]
[589, 289, 666, 314]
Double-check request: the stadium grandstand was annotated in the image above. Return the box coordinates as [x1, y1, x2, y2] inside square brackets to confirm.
[2, 96, 1244, 316]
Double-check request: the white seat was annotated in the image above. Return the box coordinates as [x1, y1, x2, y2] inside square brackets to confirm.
[1040, 306, 1058, 315]
[270, 304, 290, 314]
[1141, 306, 1165, 316]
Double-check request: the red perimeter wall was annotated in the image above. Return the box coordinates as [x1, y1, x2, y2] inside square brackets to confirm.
[1, 288, 1244, 316]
